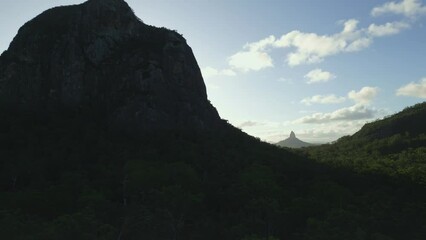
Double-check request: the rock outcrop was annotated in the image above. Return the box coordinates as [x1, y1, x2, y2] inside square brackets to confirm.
[0, 0, 221, 134]
[276, 131, 314, 148]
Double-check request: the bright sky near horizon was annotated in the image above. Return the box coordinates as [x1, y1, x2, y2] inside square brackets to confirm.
[1, 0, 426, 143]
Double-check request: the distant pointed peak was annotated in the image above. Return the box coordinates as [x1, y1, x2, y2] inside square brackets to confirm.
[290, 131, 296, 138]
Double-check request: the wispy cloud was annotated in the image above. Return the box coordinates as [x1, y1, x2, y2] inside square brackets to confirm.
[371, 0, 426, 18]
[237, 121, 264, 128]
[368, 21, 410, 37]
[294, 104, 378, 124]
[290, 121, 367, 143]
[228, 51, 273, 72]
[274, 19, 373, 66]
[301, 94, 345, 105]
[304, 68, 336, 84]
[250, 116, 383, 143]
[295, 86, 381, 125]
[300, 86, 378, 107]
[224, 16, 411, 69]
[201, 66, 236, 79]
[348, 86, 379, 105]
[396, 78, 426, 98]
[227, 36, 275, 72]
[209, 0, 423, 72]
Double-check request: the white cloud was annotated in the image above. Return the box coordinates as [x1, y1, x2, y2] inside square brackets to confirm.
[342, 19, 359, 33]
[225, 19, 368, 68]
[268, 17, 410, 65]
[228, 51, 273, 72]
[396, 78, 426, 98]
[305, 68, 336, 84]
[274, 19, 374, 66]
[300, 86, 378, 106]
[294, 104, 378, 124]
[244, 35, 276, 52]
[301, 94, 346, 105]
[348, 86, 379, 105]
[368, 21, 410, 37]
[210, 1, 415, 73]
[201, 66, 236, 79]
[201, 67, 219, 79]
[249, 116, 382, 143]
[371, 0, 426, 18]
[237, 121, 264, 128]
[345, 37, 373, 52]
[227, 36, 275, 72]
[289, 121, 367, 143]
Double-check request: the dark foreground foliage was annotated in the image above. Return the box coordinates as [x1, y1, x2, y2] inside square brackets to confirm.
[0, 110, 425, 240]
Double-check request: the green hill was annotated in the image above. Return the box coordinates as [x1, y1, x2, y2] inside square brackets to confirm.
[305, 101, 426, 185]
[354, 102, 426, 140]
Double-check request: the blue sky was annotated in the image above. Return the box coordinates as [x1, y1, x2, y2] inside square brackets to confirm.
[1, 0, 426, 143]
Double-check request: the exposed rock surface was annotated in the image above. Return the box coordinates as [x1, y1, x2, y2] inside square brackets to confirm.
[276, 131, 314, 148]
[0, 0, 221, 134]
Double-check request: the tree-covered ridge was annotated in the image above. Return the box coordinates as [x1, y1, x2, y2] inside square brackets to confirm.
[1, 110, 425, 240]
[304, 101, 426, 185]
[354, 102, 426, 140]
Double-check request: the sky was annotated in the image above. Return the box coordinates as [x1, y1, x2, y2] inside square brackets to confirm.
[1, 0, 426, 143]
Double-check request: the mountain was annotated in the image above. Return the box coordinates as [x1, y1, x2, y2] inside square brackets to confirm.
[276, 131, 314, 148]
[0, 0, 221, 135]
[0, 1, 425, 240]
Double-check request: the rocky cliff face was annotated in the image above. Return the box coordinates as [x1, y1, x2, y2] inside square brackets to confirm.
[0, 0, 221, 134]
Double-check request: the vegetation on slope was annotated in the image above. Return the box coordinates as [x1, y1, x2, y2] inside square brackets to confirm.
[0, 108, 425, 240]
[305, 102, 426, 185]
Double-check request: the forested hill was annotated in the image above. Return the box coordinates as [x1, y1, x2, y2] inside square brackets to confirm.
[353, 102, 426, 140]
[305, 101, 426, 185]
[1, 101, 426, 240]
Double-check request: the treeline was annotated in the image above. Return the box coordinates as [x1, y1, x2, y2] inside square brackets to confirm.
[305, 132, 426, 185]
[304, 102, 426, 185]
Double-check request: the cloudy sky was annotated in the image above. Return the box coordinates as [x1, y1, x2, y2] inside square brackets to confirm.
[1, 0, 426, 143]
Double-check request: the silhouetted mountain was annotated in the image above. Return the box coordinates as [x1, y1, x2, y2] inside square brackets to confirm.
[276, 131, 314, 148]
[0, 0, 221, 135]
[0, 1, 425, 240]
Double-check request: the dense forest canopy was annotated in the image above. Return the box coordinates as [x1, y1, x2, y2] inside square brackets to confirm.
[1, 104, 425, 240]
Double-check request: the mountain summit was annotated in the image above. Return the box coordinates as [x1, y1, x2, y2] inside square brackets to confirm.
[276, 131, 314, 148]
[0, 0, 221, 135]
